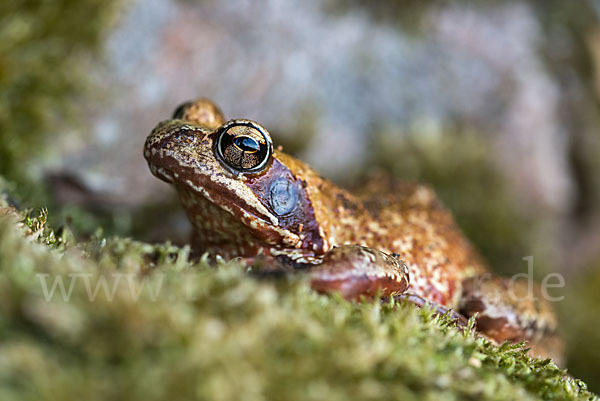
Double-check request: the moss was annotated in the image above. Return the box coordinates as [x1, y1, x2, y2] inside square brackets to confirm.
[0, 0, 124, 195]
[0, 198, 596, 401]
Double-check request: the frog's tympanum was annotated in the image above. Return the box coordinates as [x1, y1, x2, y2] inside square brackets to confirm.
[144, 99, 562, 363]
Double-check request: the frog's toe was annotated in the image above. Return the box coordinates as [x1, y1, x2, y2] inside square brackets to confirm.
[392, 293, 469, 329]
[309, 245, 410, 301]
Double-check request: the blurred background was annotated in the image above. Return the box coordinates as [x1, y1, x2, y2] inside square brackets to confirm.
[2, 0, 600, 391]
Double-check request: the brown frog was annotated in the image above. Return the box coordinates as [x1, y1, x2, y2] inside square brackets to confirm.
[144, 99, 562, 363]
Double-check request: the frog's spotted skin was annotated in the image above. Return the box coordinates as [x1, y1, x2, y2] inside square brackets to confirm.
[144, 98, 562, 364]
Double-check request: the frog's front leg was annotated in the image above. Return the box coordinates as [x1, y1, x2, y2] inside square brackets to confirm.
[247, 246, 468, 325]
[459, 275, 563, 364]
[245, 245, 411, 300]
[307, 245, 410, 300]
[303, 246, 469, 328]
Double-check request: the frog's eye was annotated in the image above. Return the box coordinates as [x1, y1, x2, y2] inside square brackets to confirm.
[172, 102, 192, 119]
[215, 121, 272, 173]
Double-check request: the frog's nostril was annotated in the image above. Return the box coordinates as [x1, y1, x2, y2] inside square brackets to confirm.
[171, 130, 196, 144]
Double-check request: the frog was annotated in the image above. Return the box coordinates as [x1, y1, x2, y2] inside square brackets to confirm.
[144, 98, 562, 364]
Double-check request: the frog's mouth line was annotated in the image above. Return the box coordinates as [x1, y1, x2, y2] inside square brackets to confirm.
[145, 149, 260, 221]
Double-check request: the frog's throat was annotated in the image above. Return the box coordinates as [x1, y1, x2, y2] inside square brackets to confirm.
[180, 186, 274, 256]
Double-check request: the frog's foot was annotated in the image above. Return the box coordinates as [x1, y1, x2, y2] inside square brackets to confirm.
[308, 245, 410, 301]
[242, 254, 305, 278]
[391, 293, 469, 329]
[459, 275, 563, 365]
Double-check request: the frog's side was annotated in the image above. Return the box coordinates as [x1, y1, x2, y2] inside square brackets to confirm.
[144, 99, 562, 363]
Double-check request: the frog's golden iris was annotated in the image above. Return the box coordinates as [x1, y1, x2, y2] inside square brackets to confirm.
[215, 120, 272, 173]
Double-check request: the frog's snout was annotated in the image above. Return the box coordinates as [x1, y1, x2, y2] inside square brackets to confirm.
[144, 120, 200, 184]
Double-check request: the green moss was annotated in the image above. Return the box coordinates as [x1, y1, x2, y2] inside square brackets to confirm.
[0, 0, 124, 194]
[0, 199, 596, 401]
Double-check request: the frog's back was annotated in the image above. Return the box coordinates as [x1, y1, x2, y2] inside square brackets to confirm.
[311, 174, 489, 306]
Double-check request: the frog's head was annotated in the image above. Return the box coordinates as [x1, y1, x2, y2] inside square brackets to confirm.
[144, 99, 329, 260]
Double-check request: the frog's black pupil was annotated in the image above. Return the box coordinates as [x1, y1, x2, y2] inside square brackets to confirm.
[234, 136, 260, 152]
